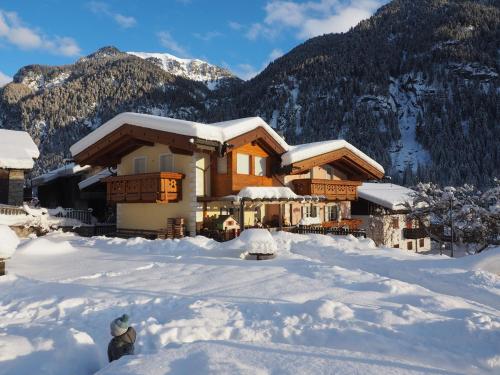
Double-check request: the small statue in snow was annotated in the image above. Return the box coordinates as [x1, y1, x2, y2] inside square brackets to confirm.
[107, 314, 136, 362]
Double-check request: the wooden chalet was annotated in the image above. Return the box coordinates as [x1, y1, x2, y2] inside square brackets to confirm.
[70, 113, 385, 237]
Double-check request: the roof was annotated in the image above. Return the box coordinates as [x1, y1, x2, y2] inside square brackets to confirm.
[0, 129, 39, 170]
[70, 112, 288, 157]
[32, 163, 90, 187]
[78, 168, 113, 190]
[357, 183, 414, 211]
[282, 140, 384, 175]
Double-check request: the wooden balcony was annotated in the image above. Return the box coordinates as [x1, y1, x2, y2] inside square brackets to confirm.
[291, 179, 361, 201]
[403, 227, 428, 239]
[104, 172, 184, 204]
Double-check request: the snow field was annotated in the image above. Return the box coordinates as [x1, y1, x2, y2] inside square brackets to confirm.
[0, 231, 498, 374]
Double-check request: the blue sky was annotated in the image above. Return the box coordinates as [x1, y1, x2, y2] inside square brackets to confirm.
[0, 0, 388, 84]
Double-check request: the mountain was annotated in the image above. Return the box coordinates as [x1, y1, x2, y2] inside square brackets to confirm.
[0, 0, 499, 187]
[127, 52, 238, 89]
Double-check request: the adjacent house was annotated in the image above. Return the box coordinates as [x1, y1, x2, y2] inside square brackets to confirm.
[32, 163, 110, 222]
[0, 129, 39, 206]
[70, 113, 384, 237]
[351, 183, 431, 251]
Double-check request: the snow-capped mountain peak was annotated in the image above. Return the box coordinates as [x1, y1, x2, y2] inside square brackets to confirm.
[127, 51, 236, 89]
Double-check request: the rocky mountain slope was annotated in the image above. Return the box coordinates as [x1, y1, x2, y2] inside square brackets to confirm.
[0, 0, 498, 187]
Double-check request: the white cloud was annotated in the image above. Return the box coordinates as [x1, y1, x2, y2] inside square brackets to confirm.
[193, 31, 222, 42]
[114, 14, 137, 28]
[247, 0, 385, 40]
[157, 31, 188, 57]
[87, 1, 137, 29]
[228, 21, 243, 31]
[233, 48, 286, 80]
[0, 9, 80, 56]
[0, 70, 12, 87]
[268, 48, 284, 61]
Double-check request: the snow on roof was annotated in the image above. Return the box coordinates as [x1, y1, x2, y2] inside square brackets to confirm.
[281, 140, 385, 175]
[32, 163, 90, 186]
[70, 112, 288, 156]
[357, 183, 414, 211]
[0, 129, 39, 170]
[237, 187, 300, 200]
[78, 168, 113, 190]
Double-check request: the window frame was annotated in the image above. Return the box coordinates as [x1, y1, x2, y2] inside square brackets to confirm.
[133, 156, 147, 174]
[254, 156, 267, 177]
[236, 153, 251, 175]
[159, 153, 174, 173]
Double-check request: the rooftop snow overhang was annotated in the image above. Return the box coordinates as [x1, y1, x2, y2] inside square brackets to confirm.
[282, 141, 385, 181]
[70, 113, 288, 166]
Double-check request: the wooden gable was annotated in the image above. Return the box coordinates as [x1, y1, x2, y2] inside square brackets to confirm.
[287, 148, 384, 180]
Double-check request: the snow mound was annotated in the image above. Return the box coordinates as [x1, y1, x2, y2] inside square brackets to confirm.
[0, 225, 20, 258]
[17, 237, 76, 256]
[225, 229, 277, 257]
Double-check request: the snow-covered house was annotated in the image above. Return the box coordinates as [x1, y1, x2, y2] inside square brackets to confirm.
[70, 113, 384, 237]
[351, 183, 431, 251]
[0, 129, 39, 206]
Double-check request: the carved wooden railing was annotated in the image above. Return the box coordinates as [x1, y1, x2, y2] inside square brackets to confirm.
[291, 179, 361, 201]
[104, 172, 184, 204]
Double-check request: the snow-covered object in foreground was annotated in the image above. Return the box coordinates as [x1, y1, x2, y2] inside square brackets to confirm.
[70, 113, 288, 156]
[226, 229, 277, 256]
[237, 186, 299, 201]
[358, 183, 414, 210]
[281, 140, 384, 174]
[0, 129, 39, 169]
[0, 225, 20, 258]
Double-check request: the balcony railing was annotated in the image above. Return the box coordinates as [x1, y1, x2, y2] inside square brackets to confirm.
[291, 179, 361, 201]
[403, 227, 428, 239]
[104, 172, 184, 204]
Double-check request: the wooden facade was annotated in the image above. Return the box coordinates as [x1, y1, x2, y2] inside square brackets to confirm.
[104, 172, 184, 204]
[291, 179, 361, 201]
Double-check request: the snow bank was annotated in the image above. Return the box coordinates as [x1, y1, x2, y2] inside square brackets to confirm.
[0, 225, 20, 258]
[17, 237, 76, 256]
[0, 129, 39, 169]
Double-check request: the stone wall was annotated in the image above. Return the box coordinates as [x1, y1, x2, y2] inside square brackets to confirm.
[8, 170, 26, 206]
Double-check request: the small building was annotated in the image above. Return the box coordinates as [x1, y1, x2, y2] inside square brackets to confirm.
[214, 215, 240, 231]
[0, 129, 39, 206]
[351, 183, 431, 251]
[32, 164, 109, 222]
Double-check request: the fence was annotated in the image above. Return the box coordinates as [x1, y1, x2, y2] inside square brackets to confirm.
[53, 208, 93, 225]
[292, 225, 367, 238]
[0, 205, 27, 216]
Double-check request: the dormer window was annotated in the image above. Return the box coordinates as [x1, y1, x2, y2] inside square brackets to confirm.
[236, 153, 250, 175]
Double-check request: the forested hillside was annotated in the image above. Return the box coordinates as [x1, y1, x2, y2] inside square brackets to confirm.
[0, 0, 498, 187]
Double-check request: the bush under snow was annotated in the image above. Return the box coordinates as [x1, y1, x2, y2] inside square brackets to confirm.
[0, 225, 20, 259]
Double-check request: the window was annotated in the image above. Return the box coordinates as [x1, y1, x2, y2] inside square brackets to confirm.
[394, 244, 400, 248]
[254, 156, 267, 176]
[392, 217, 399, 229]
[419, 238, 425, 247]
[326, 205, 338, 221]
[133, 157, 146, 174]
[217, 156, 228, 174]
[159, 154, 174, 172]
[303, 205, 311, 218]
[304, 205, 317, 218]
[407, 241, 413, 250]
[325, 166, 334, 180]
[236, 153, 250, 175]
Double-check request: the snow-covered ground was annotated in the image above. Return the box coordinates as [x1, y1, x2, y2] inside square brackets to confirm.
[1, 231, 499, 375]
